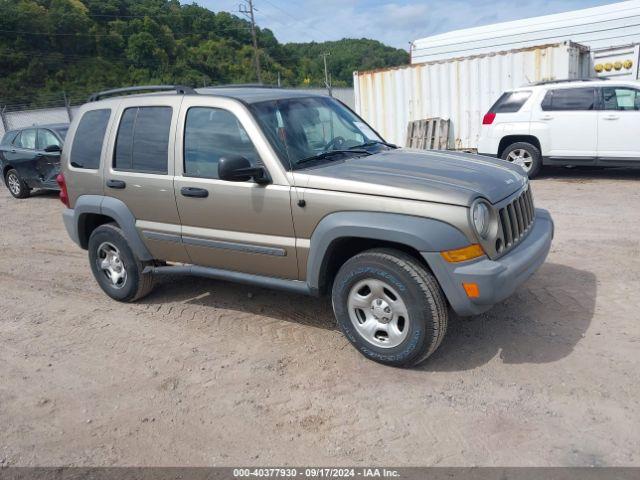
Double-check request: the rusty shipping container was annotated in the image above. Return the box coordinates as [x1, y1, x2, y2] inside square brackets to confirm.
[353, 42, 590, 150]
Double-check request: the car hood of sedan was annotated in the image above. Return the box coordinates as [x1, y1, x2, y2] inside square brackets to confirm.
[292, 149, 528, 206]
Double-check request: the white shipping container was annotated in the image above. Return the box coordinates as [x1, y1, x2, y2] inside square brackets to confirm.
[411, 0, 640, 64]
[354, 42, 590, 150]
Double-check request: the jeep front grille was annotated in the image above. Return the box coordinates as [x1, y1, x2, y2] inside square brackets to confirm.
[498, 187, 535, 251]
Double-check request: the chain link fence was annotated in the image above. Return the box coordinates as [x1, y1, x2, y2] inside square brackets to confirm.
[0, 91, 86, 138]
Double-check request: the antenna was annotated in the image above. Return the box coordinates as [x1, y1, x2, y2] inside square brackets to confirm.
[321, 52, 332, 97]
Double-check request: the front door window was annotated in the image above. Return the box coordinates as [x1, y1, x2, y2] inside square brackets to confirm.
[184, 107, 260, 179]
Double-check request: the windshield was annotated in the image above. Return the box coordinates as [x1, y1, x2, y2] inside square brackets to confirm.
[54, 127, 68, 140]
[250, 96, 384, 170]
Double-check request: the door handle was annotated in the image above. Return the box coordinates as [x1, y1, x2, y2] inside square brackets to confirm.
[540, 115, 554, 121]
[106, 179, 126, 189]
[35, 153, 44, 157]
[181, 187, 209, 198]
[603, 115, 619, 120]
[10, 149, 16, 153]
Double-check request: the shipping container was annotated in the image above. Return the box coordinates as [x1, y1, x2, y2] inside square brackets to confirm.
[354, 42, 590, 150]
[411, 0, 640, 64]
[292, 87, 355, 109]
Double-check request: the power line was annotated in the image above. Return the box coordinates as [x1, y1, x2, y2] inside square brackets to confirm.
[239, 0, 262, 83]
[0, 26, 252, 37]
[258, 0, 334, 40]
[0, 50, 171, 67]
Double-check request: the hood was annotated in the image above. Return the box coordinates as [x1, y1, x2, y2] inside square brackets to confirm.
[293, 149, 528, 206]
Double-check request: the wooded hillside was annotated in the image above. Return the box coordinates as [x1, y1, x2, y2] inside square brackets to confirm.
[0, 0, 409, 105]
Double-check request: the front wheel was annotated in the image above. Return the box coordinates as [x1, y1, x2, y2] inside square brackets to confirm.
[5, 169, 30, 198]
[501, 142, 542, 178]
[88, 223, 155, 302]
[332, 248, 448, 367]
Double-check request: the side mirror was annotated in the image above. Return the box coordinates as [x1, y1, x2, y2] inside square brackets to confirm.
[44, 144, 61, 153]
[218, 155, 270, 184]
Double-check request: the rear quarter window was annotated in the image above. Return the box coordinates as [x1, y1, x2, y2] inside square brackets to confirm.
[489, 91, 532, 113]
[70, 109, 111, 169]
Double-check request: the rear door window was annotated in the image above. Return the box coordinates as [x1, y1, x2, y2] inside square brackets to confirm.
[489, 91, 532, 113]
[114, 106, 172, 174]
[541, 88, 597, 111]
[70, 109, 111, 169]
[16, 129, 37, 149]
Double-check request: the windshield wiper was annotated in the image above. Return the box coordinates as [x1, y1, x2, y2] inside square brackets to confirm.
[349, 140, 398, 150]
[295, 149, 370, 168]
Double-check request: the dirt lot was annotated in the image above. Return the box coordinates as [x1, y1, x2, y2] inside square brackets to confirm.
[0, 168, 639, 467]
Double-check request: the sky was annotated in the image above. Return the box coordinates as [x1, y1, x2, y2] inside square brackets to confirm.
[200, 0, 620, 49]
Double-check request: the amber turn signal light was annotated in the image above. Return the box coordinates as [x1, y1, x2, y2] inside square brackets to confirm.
[462, 282, 480, 298]
[440, 244, 485, 263]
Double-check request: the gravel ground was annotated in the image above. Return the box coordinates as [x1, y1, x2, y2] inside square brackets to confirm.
[0, 168, 639, 467]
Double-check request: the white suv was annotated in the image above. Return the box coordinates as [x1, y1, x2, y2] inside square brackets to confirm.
[478, 79, 640, 178]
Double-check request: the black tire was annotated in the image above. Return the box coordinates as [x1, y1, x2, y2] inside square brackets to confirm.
[331, 248, 448, 368]
[4, 169, 30, 199]
[88, 223, 155, 302]
[501, 142, 542, 179]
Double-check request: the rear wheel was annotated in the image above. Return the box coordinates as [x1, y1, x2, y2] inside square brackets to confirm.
[331, 248, 448, 368]
[5, 169, 30, 199]
[88, 223, 155, 302]
[501, 142, 542, 178]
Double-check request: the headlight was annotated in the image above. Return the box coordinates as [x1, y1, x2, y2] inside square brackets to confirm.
[472, 201, 491, 239]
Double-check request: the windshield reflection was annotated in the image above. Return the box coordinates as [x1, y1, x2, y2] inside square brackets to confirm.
[250, 96, 386, 169]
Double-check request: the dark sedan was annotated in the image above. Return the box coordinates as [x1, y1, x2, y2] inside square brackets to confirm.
[0, 123, 68, 198]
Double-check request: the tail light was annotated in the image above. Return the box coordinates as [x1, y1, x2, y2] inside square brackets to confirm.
[482, 112, 496, 125]
[56, 173, 70, 208]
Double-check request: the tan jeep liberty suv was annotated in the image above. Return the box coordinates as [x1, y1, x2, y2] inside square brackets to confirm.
[58, 85, 554, 367]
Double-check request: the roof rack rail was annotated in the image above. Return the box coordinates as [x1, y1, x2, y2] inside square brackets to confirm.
[205, 83, 281, 89]
[529, 77, 607, 86]
[87, 85, 196, 102]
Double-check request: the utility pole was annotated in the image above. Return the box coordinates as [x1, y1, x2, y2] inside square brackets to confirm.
[62, 91, 73, 121]
[240, 0, 262, 84]
[0, 105, 8, 133]
[321, 52, 332, 96]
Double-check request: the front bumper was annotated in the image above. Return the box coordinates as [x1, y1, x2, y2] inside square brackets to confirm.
[423, 208, 554, 316]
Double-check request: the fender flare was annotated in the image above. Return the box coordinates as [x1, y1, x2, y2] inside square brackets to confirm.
[70, 195, 153, 261]
[306, 211, 470, 291]
[2, 163, 15, 183]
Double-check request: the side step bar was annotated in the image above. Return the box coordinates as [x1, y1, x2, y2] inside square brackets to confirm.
[145, 264, 315, 296]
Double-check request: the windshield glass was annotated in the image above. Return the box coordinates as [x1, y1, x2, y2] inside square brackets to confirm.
[54, 127, 68, 140]
[250, 96, 383, 170]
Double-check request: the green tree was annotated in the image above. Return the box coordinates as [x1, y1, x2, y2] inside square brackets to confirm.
[0, 0, 409, 105]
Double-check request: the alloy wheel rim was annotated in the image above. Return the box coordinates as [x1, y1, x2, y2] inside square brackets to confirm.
[347, 278, 410, 348]
[7, 173, 20, 195]
[96, 242, 127, 289]
[506, 149, 533, 172]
